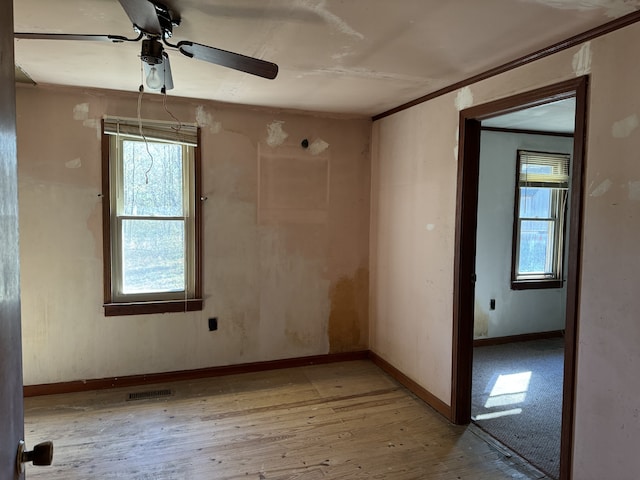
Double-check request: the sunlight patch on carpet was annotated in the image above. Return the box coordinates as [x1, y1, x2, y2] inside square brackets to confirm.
[474, 408, 523, 421]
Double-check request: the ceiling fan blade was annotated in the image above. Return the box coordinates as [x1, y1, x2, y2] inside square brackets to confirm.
[117, 0, 162, 35]
[14, 32, 133, 43]
[177, 41, 278, 80]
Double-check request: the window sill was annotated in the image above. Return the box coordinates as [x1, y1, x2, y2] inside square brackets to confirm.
[511, 279, 563, 290]
[104, 299, 203, 317]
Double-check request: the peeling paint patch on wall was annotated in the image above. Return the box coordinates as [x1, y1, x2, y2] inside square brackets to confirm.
[519, 0, 639, 18]
[590, 178, 613, 196]
[572, 42, 592, 76]
[454, 126, 460, 161]
[73, 103, 89, 120]
[309, 139, 330, 155]
[266, 120, 289, 147]
[65, 158, 82, 169]
[628, 180, 640, 201]
[72, 102, 98, 130]
[612, 114, 639, 138]
[195, 105, 222, 134]
[84, 119, 98, 130]
[455, 87, 474, 111]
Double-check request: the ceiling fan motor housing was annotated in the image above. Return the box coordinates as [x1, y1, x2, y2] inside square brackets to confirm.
[141, 38, 164, 65]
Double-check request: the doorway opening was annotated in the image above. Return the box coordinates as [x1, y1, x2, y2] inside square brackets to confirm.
[451, 77, 588, 480]
[472, 97, 575, 478]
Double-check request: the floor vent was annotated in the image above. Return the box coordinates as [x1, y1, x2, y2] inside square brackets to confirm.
[127, 389, 172, 401]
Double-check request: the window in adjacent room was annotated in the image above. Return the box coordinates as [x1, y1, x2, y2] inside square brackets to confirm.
[102, 118, 202, 315]
[511, 150, 570, 290]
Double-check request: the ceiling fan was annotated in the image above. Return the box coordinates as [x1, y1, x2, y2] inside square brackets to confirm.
[14, 0, 279, 91]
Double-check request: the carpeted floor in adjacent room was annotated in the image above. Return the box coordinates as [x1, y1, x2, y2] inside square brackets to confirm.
[472, 337, 564, 480]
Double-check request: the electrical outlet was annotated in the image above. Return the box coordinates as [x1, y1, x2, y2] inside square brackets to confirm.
[208, 317, 218, 331]
[490, 299, 496, 310]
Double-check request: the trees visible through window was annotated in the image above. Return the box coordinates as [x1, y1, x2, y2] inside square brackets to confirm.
[511, 150, 570, 290]
[120, 140, 185, 294]
[102, 118, 202, 315]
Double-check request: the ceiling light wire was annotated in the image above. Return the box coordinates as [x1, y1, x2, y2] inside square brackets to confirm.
[161, 87, 183, 136]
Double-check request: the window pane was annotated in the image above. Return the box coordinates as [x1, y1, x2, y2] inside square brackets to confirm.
[521, 163, 552, 176]
[121, 219, 185, 294]
[519, 187, 551, 218]
[122, 140, 183, 217]
[518, 220, 554, 274]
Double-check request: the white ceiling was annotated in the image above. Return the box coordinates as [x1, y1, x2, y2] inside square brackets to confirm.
[483, 97, 576, 133]
[13, 0, 640, 116]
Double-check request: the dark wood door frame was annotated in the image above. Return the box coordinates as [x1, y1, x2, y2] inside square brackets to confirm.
[451, 76, 588, 480]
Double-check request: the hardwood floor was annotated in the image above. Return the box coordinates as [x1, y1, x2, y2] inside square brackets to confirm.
[24, 361, 545, 479]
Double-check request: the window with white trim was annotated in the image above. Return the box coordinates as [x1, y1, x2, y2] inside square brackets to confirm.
[511, 150, 570, 290]
[102, 118, 202, 316]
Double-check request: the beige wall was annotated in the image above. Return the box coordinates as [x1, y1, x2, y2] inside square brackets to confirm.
[370, 24, 640, 479]
[18, 85, 371, 385]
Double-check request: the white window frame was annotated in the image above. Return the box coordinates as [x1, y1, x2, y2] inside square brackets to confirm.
[102, 118, 202, 316]
[511, 150, 570, 290]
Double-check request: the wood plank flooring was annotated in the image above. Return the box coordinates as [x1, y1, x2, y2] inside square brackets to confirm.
[24, 361, 545, 479]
